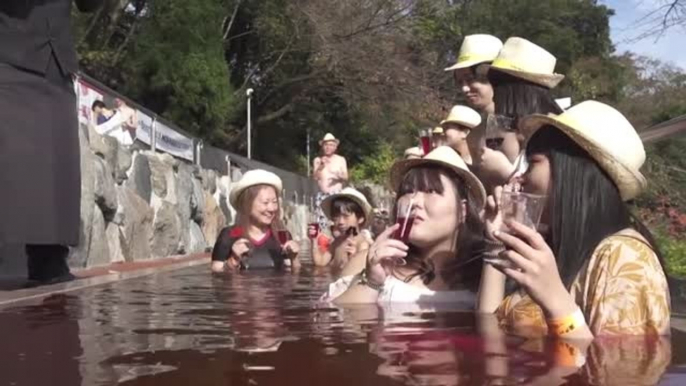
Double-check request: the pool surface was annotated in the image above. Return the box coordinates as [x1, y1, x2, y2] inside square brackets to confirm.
[2, 265, 686, 385]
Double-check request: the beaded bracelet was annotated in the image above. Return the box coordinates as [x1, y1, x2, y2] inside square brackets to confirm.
[482, 237, 506, 258]
[547, 307, 586, 336]
[358, 270, 384, 291]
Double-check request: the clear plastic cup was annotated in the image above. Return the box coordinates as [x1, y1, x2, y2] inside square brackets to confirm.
[499, 191, 547, 232]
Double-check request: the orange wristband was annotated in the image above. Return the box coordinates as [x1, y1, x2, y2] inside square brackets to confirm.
[547, 307, 586, 336]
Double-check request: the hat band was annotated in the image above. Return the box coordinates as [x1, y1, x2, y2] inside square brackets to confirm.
[492, 58, 553, 75]
[457, 53, 496, 64]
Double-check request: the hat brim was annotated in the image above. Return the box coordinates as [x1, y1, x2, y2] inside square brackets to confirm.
[319, 139, 340, 146]
[229, 181, 283, 209]
[440, 119, 475, 130]
[520, 115, 646, 201]
[444, 58, 492, 72]
[321, 193, 372, 222]
[490, 66, 565, 89]
[389, 159, 486, 211]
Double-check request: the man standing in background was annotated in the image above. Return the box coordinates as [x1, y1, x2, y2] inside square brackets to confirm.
[0, 0, 103, 285]
[313, 133, 348, 233]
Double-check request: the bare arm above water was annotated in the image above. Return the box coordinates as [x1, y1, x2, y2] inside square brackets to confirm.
[312, 236, 333, 267]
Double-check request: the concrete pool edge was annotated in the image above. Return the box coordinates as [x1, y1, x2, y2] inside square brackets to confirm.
[0, 254, 210, 309]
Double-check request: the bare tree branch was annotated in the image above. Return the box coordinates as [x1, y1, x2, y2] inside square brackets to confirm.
[223, 0, 244, 41]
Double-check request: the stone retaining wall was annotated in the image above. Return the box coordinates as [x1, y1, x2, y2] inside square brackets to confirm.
[69, 124, 309, 269]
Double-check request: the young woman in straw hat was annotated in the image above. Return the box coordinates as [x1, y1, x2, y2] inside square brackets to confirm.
[326, 147, 487, 304]
[211, 170, 301, 272]
[446, 34, 503, 115]
[446, 34, 503, 168]
[312, 187, 373, 272]
[478, 101, 670, 338]
[478, 37, 565, 191]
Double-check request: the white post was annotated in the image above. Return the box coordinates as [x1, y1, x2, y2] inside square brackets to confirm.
[225, 155, 232, 182]
[151, 116, 158, 153]
[196, 140, 203, 166]
[246, 88, 254, 159]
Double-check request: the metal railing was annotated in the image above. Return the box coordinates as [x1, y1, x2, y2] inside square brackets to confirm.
[76, 72, 317, 202]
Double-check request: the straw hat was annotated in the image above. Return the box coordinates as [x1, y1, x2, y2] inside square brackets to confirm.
[229, 169, 283, 208]
[390, 146, 487, 210]
[321, 187, 373, 221]
[432, 126, 444, 135]
[519, 100, 646, 201]
[319, 133, 340, 146]
[489, 37, 565, 89]
[445, 34, 503, 71]
[404, 147, 423, 159]
[440, 105, 482, 130]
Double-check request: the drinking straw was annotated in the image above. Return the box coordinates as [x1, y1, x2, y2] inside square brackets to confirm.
[400, 197, 414, 239]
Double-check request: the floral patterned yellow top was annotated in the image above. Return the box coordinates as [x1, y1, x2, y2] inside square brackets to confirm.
[496, 229, 671, 337]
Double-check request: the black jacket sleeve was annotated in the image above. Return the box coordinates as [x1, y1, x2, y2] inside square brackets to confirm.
[211, 227, 237, 262]
[74, 0, 104, 13]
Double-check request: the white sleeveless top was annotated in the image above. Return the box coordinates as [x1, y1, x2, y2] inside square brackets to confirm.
[320, 275, 475, 307]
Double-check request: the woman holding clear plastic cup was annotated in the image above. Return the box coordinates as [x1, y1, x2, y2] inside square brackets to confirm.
[327, 147, 487, 304]
[477, 101, 671, 338]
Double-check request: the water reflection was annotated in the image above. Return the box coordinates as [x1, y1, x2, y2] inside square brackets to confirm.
[0, 294, 83, 386]
[0, 266, 684, 385]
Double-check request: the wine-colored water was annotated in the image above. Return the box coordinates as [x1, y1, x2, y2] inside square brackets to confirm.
[1, 265, 685, 385]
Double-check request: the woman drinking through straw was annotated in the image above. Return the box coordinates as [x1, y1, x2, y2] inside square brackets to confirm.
[325, 147, 486, 304]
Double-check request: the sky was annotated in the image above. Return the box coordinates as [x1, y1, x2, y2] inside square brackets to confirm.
[601, 0, 686, 69]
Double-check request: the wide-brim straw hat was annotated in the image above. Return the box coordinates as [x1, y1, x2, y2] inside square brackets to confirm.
[319, 132, 340, 146]
[519, 100, 647, 201]
[489, 37, 565, 89]
[404, 147, 423, 159]
[229, 169, 283, 208]
[445, 34, 503, 71]
[321, 187, 373, 221]
[440, 105, 482, 129]
[390, 146, 487, 210]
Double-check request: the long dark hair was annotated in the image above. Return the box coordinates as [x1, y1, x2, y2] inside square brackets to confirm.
[526, 127, 667, 287]
[395, 166, 485, 291]
[488, 70, 563, 118]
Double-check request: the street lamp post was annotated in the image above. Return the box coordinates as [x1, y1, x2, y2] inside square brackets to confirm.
[246, 88, 253, 159]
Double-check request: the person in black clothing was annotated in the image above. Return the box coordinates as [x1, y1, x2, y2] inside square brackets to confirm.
[0, 0, 104, 285]
[211, 170, 301, 272]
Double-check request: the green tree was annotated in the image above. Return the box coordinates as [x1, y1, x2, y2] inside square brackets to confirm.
[124, 0, 236, 138]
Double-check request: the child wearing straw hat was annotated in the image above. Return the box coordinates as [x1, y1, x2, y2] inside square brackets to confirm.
[211, 170, 300, 272]
[324, 147, 486, 304]
[312, 187, 373, 272]
[440, 105, 482, 165]
[478, 101, 670, 338]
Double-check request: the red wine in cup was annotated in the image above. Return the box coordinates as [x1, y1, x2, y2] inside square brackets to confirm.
[394, 216, 415, 242]
[420, 136, 431, 155]
[277, 230, 292, 245]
